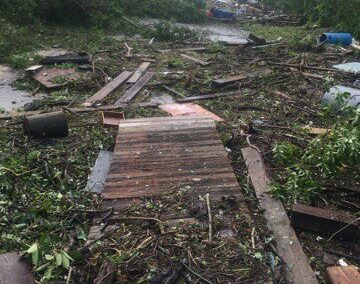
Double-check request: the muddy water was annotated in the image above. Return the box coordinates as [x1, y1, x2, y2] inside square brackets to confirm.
[0, 65, 43, 112]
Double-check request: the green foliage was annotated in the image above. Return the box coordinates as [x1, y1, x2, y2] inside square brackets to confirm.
[271, 103, 360, 204]
[262, 0, 360, 38]
[146, 21, 199, 41]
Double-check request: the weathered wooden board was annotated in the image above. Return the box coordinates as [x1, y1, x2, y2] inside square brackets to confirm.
[176, 91, 241, 103]
[0, 253, 35, 284]
[159, 103, 224, 122]
[86, 150, 113, 193]
[83, 71, 132, 106]
[127, 62, 151, 84]
[241, 147, 318, 284]
[213, 75, 247, 85]
[116, 72, 155, 104]
[102, 116, 247, 210]
[326, 266, 360, 284]
[180, 54, 210, 66]
[291, 203, 359, 241]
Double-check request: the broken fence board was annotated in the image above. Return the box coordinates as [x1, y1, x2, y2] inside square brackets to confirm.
[127, 62, 151, 84]
[83, 71, 132, 106]
[213, 74, 248, 85]
[180, 54, 210, 66]
[116, 72, 155, 104]
[326, 266, 360, 284]
[241, 147, 318, 284]
[291, 203, 359, 241]
[102, 111, 125, 128]
[176, 91, 241, 102]
[86, 150, 113, 193]
[0, 253, 35, 284]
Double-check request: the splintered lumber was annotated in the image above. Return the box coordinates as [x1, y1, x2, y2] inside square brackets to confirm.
[24, 111, 68, 138]
[326, 266, 360, 284]
[0, 253, 35, 284]
[241, 147, 318, 284]
[291, 204, 359, 241]
[213, 75, 247, 85]
[267, 61, 353, 74]
[116, 72, 155, 104]
[176, 91, 241, 102]
[180, 54, 210, 66]
[127, 62, 151, 84]
[83, 71, 132, 106]
[301, 126, 331, 135]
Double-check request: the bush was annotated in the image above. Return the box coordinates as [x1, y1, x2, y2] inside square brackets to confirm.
[262, 0, 360, 38]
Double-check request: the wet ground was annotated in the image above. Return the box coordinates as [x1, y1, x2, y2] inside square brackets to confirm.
[0, 65, 42, 112]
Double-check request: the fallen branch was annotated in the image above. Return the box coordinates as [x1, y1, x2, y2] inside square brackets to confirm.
[205, 194, 213, 243]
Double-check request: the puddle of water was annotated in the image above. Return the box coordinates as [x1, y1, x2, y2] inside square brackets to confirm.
[0, 65, 44, 112]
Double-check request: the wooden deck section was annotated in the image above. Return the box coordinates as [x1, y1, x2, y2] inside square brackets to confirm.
[102, 116, 246, 208]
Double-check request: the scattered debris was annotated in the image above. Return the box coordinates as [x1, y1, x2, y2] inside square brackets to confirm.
[180, 54, 210, 66]
[83, 71, 132, 106]
[209, 7, 235, 21]
[176, 90, 241, 102]
[213, 74, 247, 85]
[127, 62, 151, 84]
[248, 33, 267, 45]
[326, 266, 360, 284]
[25, 65, 43, 74]
[40, 52, 92, 65]
[291, 203, 360, 241]
[86, 150, 113, 193]
[323, 86, 360, 108]
[33, 67, 79, 89]
[23, 111, 69, 138]
[162, 85, 186, 98]
[101, 111, 125, 128]
[319, 33, 353, 46]
[242, 148, 318, 284]
[159, 103, 224, 121]
[116, 72, 155, 104]
[333, 62, 360, 74]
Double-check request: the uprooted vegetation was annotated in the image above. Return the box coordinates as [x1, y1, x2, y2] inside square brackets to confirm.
[0, 1, 360, 283]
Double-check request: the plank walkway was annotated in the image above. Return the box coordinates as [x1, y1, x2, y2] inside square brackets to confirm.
[102, 116, 246, 209]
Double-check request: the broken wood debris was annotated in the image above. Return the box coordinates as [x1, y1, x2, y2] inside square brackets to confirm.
[212, 74, 247, 85]
[162, 85, 186, 98]
[267, 61, 353, 74]
[83, 71, 132, 107]
[33, 67, 79, 89]
[291, 203, 360, 241]
[127, 62, 151, 84]
[159, 103, 224, 122]
[0, 253, 35, 284]
[241, 147, 318, 284]
[157, 47, 207, 53]
[40, 52, 92, 65]
[86, 150, 113, 193]
[326, 266, 360, 284]
[176, 91, 241, 103]
[116, 72, 155, 104]
[101, 111, 125, 128]
[180, 54, 210, 66]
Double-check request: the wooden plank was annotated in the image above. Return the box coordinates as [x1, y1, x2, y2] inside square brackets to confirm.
[326, 266, 360, 284]
[291, 204, 359, 241]
[213, 75, 247, 85]
[159, 103, 224, 122]
[241, 147, 318, 284]
[0, 253, 35, 284]
[176, 91, 241, 102]
[301, 126, 331, 135]
[83, 71, 132, 106]
[180, 54, 210, 66]
[127, 62, 151, 84]
[116, 72, 155, 104]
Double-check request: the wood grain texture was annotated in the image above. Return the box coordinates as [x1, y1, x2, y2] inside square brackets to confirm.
[102, 116, 247, 210]
[116, 72, 155, 104]
[180, 54, 210, 66]
[0, 253, 35, 284]
[326, 266, 360, 284]
[127, 62, 151, 84]
[241, 147, 318, 284]
[83, 71, 132, 106]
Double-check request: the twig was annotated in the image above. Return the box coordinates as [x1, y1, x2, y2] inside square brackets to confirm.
[205, 194, 213, 243]
[251, 228, 256, 249]
[124, 42, 133, 58]
[66, 267, 73, 284]
[108, 216, 165, 234]
[327, 217, 360, 242]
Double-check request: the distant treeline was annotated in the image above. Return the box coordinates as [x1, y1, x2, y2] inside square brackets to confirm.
[263, 0, 360, 38]
[0, 0, 205, 25]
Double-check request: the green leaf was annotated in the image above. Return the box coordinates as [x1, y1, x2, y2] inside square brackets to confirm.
[254, 252, 263, 260]
[61, 253, 70, 269]
[55, 253, 62, 266]
[27, 243, 38, 254]
[43, 266, 54, 280]
[61, 250, 74, 261]
[27, 151, 41, 161]
[45, 254, 54, 261]
[32, 249, 39, 266]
